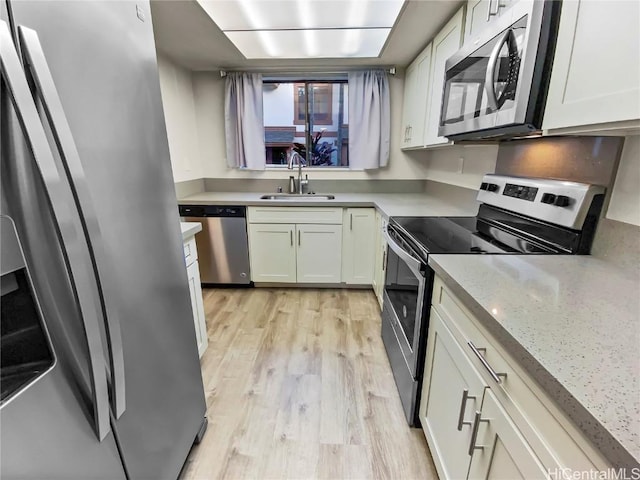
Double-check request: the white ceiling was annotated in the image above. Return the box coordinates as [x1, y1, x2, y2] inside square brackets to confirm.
[150, 0, 464, 71]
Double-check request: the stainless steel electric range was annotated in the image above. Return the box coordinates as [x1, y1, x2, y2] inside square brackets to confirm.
[381, 174, 606, 426]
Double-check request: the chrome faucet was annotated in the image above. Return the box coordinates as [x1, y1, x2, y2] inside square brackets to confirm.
[287, 150, 308, 194]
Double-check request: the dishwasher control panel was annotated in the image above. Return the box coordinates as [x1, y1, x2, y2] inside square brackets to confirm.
[178, 205, 246, 218]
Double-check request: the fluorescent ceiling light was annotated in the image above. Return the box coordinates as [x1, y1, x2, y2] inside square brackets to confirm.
[225, 29, 391, 59]
[197, 0, 404, 58]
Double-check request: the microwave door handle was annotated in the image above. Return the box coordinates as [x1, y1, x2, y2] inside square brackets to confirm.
[383, 229, 422, 274]
[0, 21, 111, 440]
[18, 26, 126, 419]
[484, 29, 513, 111]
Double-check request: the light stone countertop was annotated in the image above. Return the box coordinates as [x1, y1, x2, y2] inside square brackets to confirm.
[180, 221, 202, 240]
[177, 192, 479, 219]
[429, 254, 640, 468]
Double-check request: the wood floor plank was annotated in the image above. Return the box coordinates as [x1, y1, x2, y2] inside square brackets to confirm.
[180, 287, 437, 480]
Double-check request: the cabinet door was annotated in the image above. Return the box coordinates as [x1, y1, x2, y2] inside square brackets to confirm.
[186, 261, 208, 358]
[248, 223, 296, 283]
[372, 212, 387, 309]
[296, 224, 342, 283]
[341, 208, 376, 284]
[468, 389, 548, 479]
[465, 0, 519, 44]
[543, 0, 640, 132]
[424, 7, 465, 146]
[401, 62, 419, 148]
[420, 308, 487, 480]
[401, 44, 433, 149]
[464, 0, 491, 44]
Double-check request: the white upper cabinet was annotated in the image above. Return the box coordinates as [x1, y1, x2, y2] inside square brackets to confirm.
[464, 0, 519, 45]
[424, 7, 465, 147]
[401, 44, 433, 149]
[543, 0, 640, 134]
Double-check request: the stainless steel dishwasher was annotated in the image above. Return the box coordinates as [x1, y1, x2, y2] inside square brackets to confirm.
[179, 205, 251, 285]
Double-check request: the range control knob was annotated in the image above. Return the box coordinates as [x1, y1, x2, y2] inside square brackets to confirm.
[554, 195, 571, 207]
[487, 183, 499, 192]
[541, 193, 556, 204]
[480, 182, 489, 190]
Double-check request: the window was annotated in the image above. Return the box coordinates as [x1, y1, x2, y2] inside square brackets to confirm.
[263, 80, 348, 167]
[294, 83, 332, 125]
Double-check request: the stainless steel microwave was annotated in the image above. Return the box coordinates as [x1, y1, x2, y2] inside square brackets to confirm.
[438, 0, 561, 141]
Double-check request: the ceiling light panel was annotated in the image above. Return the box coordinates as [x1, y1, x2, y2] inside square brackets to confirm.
[225, 28, 391, 59]
[198, 0, 404, 30]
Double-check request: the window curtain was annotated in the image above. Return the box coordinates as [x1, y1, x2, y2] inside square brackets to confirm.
[224, 72, 265, 170]
[348, 70, 390, 169]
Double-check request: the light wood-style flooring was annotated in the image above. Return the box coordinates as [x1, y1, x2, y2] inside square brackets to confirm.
[180, 288, 437, 480]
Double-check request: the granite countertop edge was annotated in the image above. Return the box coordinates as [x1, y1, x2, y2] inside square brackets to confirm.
[180, 222, 202, 240]
[428, 256, 638, 469]
[176, 192, 480, 219]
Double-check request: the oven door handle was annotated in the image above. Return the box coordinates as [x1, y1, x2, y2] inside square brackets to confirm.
[384, 229, 423, 275]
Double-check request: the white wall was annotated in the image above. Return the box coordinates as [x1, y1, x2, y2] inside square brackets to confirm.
[157, 55, 202, 182]
[606, 135, 640, 226]
[418, 144, 499, 190]
[263, 83, 295, 126]
[192, 72, 431, 180]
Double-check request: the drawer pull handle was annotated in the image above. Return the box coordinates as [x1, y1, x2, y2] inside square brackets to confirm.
[468, 411, 489, 456]
[290, 230, 293, 246]
[468, 341, 507, 384]
[457, 389, 476, 431]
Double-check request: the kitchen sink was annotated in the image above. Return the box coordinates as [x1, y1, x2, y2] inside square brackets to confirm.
[259, 194, 335, 200]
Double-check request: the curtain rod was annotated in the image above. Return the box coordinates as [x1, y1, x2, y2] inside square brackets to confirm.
[220, 67, 396, 77]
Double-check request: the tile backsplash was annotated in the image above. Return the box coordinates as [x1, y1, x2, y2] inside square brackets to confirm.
[495, 136, 624, 186]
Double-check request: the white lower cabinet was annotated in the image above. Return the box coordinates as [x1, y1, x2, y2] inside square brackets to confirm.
[248, 207, 375, 286]
[468, 389, 548, 479]
[372, 212, 388, 309]
[421, 275, 609, 479]
[342, 208, 376, 284]
[183, 235, 208, 358]
[296, 224, 342, 283]
[420, 308, 487, 480]
[247, 207, 343, 284]
[248, 223, 297, 283]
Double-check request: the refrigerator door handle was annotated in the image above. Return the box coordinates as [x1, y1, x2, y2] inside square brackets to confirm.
[18, 25, 126, 419]
[0, 20, 111, 440]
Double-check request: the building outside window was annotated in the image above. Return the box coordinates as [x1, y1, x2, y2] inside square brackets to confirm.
[263, 80, 348, 167]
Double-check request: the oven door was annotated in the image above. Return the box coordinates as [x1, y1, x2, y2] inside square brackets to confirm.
[439, 0, 550, 138]
[382, 229, 426, 378]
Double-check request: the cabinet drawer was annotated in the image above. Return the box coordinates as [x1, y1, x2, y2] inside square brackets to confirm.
[183, 237, 197, 266]
[248, 206, 342, 224]
[431, 276, 609, 471]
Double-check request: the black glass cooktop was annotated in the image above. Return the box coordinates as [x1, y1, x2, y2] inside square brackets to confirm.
[392, 216, 478, 252]
[389, 208, 571, 262]
[388, 215, 520, 264]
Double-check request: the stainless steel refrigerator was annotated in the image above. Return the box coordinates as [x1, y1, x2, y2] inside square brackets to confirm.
[0, 1, 208, 478]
